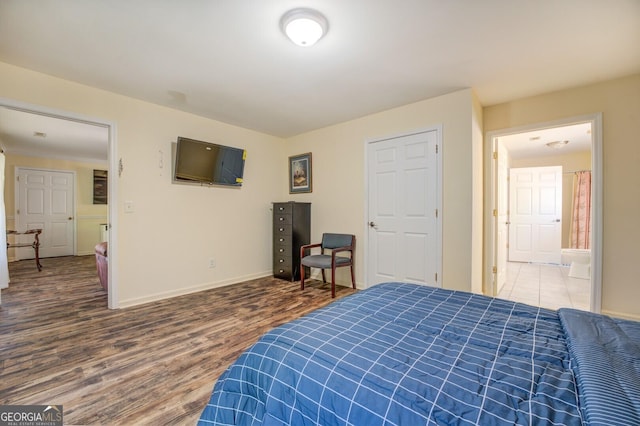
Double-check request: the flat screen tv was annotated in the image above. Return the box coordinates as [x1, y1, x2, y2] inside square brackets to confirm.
[173, 137, 246, 186]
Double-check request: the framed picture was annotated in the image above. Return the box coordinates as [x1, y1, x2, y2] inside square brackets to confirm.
[93, 169, 108, 204]
[289, 152, 312, 193]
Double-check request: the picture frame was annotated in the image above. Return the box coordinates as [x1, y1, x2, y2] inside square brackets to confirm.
[93, 169, 108, 204]
[289, 152, 312, 193]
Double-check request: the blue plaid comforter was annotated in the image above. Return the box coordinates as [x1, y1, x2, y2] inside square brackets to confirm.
[199, 283, 640, 425]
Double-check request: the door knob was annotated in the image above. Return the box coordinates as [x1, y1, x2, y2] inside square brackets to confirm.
[68, 217, 73, 220]
[369, 221, 377, 229]
[554, 219, 561, 222]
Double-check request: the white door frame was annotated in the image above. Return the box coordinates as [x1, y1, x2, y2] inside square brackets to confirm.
[14, 166, 77, 258]
[363, 126, 443, 288]
[0, 97, 119, 309]
[485, 113, 603, 313]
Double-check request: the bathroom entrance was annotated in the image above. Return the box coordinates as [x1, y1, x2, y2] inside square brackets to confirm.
[487, 114, 602, 312]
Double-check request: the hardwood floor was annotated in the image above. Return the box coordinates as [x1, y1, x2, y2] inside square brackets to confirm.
[0, 256, 357, 425]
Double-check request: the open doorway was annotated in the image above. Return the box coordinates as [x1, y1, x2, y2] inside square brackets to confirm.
[0, 98, 118, 308]
[486, 114, 602, 313]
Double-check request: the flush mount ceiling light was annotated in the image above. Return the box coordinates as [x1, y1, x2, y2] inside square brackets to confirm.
[546, 140, 569, 149]
[281, 8, 328, 47]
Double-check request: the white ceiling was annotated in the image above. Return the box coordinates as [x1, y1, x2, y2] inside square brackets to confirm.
[499, 122, 592, 159]
[0, 107, 109, 162]
[0, 0, 638, 160]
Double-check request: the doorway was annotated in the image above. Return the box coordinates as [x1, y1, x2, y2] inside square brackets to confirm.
[0, 98, 118, 308]
[365, 127, 442, 287]
[487, 114, 602, 313]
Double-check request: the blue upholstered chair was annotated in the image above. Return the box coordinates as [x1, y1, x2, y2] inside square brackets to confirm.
[300, 233, 356, 298]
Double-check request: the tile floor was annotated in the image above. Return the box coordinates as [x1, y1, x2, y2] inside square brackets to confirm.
[497, 262, 591, 311]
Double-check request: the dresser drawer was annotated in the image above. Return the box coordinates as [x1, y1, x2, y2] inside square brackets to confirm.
[274, 223, 292, 236]
[273, 203, 293, 214]
[274, 234, 292, 247]
[273, 254, 292, 269]
[274, 245, 288, 256]
[273, 265, 292, 279]
[273, 214, 292, 226]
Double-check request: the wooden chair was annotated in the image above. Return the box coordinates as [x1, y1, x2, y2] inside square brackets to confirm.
[300, 233, 355, 298]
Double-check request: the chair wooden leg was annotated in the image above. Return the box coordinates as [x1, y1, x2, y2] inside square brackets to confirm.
[350, 265, 355, 289]
[331, 267, 336, 298]
[321, 269, 326, 283]
[300, 264, 305, 290]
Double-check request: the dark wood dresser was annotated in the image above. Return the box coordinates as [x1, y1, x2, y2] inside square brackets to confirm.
[273, 202, 310, 281]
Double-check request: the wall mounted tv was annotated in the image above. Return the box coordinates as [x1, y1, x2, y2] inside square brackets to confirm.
[173, 137, 246, 186]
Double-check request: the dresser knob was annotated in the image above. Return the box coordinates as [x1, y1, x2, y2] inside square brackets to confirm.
[279, 269, 284, 273]
[279, 259, 284, 263]
[279, 248, 284, 252]
[279, 238, 284, 242]
[279, 217, 284, 221]
[279, 228, 284, 232]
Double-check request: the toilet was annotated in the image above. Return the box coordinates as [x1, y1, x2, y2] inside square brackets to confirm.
[561, 248, 591, 280]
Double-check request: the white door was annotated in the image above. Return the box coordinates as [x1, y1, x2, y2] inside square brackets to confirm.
[367, 130, 440, 287]
[16, 168, 75, 258]
[508, 166, 562, 264]
[495, 142, 509, 294]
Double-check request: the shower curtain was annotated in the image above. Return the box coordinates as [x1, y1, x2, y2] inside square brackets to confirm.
[570, 170, 591, 249]
[0, 153, 9, 289]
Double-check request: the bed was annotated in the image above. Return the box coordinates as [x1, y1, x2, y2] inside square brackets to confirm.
[199, 282, 640, 425]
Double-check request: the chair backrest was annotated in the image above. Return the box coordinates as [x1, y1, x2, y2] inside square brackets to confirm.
[321, 233, 354, 250]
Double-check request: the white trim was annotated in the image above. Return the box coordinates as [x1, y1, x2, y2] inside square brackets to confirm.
[118, 271, 273, 308]
[363, 125, 443, 288]
[0, 97, 119, 309]
[485, 113, 602, 313]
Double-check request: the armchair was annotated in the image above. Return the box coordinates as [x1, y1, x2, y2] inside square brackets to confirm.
[300, 233, 355, 298]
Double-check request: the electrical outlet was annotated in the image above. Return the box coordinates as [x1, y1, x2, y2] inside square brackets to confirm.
[208, 258, 216, 268]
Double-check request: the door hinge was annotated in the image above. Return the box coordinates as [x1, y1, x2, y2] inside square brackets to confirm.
[493, 152, 497, 160]
[435, 209, 438, 218]
[493, 209, 497, 217]
[16, 209, 20, 215]
[16, 175, 19, 182]
[435, 273, 438, 282]
[436, 144, 439, 154]
[492, 266, 497, 274]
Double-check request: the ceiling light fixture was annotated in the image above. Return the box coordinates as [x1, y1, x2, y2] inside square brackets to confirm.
[546, 140, 569, 149]
[281, 8, 328, 47]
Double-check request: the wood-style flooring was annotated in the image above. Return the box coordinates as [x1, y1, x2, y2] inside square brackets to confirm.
[0, 256, 357, 425]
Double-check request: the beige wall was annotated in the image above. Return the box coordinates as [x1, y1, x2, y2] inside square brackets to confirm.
[284, 88, 482, 293]
[484, 74, 640, 319]
[510, 150, 591, 248]
[3, 154, 109, 257]
[2, 58, 637, 319]
[0, 61, 284, 307]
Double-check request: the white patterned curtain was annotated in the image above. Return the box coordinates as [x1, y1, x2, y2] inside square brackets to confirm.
[0, 152, 9, 289]
[570, 171, 591, 249]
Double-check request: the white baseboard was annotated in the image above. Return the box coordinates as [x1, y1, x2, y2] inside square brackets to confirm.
[117, 270, 273, 309]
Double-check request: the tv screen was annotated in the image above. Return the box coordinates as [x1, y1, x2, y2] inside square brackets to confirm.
[174, 137, 246, 186]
